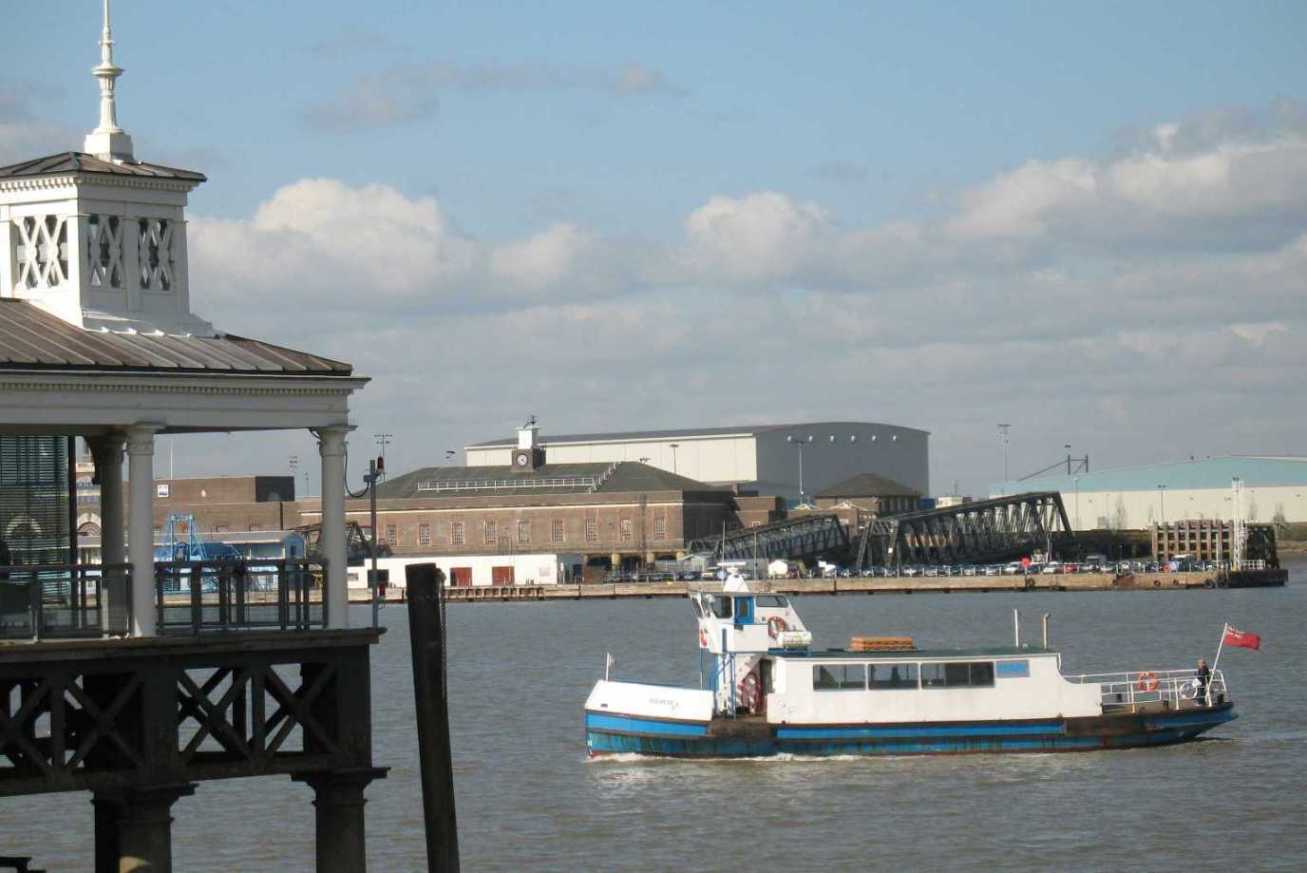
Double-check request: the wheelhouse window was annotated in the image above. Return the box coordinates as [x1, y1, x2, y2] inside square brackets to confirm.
[868, 663, 918, 689]
[813, 664, 865, 690]
[921, 661, 995, 688]
[755, 594, 789, 608]
[707, 595, 732, 619]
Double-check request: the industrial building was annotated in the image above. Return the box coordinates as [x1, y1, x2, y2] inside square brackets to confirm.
[465, 420, 930, 504]
[995, 456, 1307, 531]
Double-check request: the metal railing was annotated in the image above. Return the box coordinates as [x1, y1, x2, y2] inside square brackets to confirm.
[1068, 668, 1229, 709]
[155, 558, 325, 633]
[0, 562, 132, 641]
[416, 476, 597, 492]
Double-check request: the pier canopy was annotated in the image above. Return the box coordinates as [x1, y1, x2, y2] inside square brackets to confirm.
[0, 24, 368, 636]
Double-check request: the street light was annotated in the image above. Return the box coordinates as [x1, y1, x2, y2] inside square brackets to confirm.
[373, 433, 392, 479]
[786, 434, 815, 505]
[1157, 484, 1167, 525]
[669, 443, 679, 474]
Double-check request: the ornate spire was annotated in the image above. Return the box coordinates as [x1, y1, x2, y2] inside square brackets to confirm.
[83, 0, 135, 162]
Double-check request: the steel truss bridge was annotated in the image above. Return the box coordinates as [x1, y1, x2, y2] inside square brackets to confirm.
[853, 491, 1073, 570]
[688, 514, 849, 564]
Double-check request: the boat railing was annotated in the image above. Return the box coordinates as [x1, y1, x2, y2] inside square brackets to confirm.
[1068, 668, 1228, 708]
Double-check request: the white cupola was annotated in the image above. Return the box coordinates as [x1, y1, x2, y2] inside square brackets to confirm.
[0, 0, 214, 337]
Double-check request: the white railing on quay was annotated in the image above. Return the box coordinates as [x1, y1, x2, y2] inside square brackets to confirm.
[1068, 668, 1228, 709]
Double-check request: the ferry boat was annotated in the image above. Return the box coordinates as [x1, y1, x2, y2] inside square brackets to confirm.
[584, 577, 1235, 757]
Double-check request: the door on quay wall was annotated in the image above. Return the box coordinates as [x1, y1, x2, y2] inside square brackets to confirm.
[451, 566, 473, 587]
[491, 565, 515, 586]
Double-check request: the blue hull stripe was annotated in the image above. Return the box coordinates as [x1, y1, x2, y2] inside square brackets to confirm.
[777, 721, 1064, 740]
[586, 709, 1236, 758]
[585, 712, 709, 737]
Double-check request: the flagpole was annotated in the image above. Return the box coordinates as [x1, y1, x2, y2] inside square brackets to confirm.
[1208, 623, 1228, 705]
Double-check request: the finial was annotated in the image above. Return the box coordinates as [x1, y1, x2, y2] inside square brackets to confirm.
[84, 0, 135, 162]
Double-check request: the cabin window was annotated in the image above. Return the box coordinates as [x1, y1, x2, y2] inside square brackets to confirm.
[707, 595, 732, 619]
[921, 662, 995, 688]
[755, 594, 789, 608]
[868, 663, 918, 689]
[996, 660, 1030, 678]
[813, 664, 865, 690]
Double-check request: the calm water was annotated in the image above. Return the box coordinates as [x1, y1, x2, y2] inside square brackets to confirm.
[5, 558, 1306, 871]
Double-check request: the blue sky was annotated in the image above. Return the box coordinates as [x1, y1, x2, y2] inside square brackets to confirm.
[4, 1, 1307, 494]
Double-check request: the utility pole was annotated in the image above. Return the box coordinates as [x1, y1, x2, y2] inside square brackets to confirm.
[1065, 444, 1072, 476]
[998, 424, 1011, 485]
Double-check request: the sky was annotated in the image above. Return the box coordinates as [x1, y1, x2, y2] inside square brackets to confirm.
[3, 1, 1306, 496]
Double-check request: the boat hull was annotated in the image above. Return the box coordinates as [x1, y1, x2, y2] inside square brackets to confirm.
[585, 703, 1236, 758]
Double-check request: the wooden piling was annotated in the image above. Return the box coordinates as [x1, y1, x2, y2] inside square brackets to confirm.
[405, 563, 461, 873]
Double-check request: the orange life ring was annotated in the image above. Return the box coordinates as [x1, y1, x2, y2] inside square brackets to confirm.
[767, 616, 789, 639]
[698, 627, 708, 648]
[1136, 671, 1159, 692]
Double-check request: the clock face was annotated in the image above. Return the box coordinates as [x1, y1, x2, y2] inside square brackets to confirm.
[516, 452, 529, 466]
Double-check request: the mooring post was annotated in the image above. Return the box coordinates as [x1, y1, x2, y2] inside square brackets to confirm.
[405, 563, 460, 873]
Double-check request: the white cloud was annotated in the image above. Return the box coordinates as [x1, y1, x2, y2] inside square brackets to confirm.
[179, 103, 1307, 493]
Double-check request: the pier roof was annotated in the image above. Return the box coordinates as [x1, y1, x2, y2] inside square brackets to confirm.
[0, 151, 206, 183]
[0, 299, 352, 375]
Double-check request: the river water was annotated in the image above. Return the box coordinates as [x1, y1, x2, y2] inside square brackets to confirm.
[5, 558, 1306, 871]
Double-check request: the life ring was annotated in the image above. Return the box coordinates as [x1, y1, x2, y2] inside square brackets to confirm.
[1136, 671, 1159, 692]
[767, 616, 789, 639]
[698, 627, 708, 648]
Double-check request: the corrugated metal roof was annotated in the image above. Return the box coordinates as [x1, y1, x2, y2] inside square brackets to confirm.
[0, 152, 205, 182]
[998, 457, 1307, 494]
[0, 300, 351, 375]
[467, 421, 927, 448]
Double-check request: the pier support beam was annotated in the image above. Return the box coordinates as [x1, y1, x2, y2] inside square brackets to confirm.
[316, 425, 352, 629]
[92, 783, 196, 873]
[126, 424, 161, 637]
[295, 768, 387, 873]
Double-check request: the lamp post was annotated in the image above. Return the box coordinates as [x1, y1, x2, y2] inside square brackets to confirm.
[786, 434, 815, 505]
[1157, 484, 1167, 525]
[1065, 444, 1072, 475]
[669, 443, 679, 475]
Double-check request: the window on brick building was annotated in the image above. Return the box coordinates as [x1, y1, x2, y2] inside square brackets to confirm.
[418, 523, 431, 546]
[384, 524, 397, 545]
[517, 520, 530, 545]
[654, 514, 666, 539]
[451, 521, 464, 546]
[552, 519, 565, 544]
[620, 518, 633, 543]
[484, 519, 497, 545]
[585, 518, 598, 544]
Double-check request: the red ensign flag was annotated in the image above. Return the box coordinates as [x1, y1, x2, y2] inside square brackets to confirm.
[1223, 626, 1262, 650]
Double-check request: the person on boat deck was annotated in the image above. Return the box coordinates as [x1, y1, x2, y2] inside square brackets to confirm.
[1195, 658, 1212, 705]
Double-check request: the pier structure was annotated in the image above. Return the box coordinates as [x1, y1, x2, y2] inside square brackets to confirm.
[1, 7, 383, 871]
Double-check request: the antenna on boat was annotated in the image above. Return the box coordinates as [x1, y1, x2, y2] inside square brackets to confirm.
[1013, 609, 1020, 647]
[1042, 613, 1050, 648]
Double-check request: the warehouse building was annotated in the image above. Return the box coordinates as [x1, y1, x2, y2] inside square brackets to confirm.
[465, 420, 929, 505]
[995, 456, 1307, 531]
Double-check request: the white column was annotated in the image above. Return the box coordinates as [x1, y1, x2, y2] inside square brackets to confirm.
[90, 432, 127, 633]
[317, 426, 352, 629]
[126, 424, 160, 637]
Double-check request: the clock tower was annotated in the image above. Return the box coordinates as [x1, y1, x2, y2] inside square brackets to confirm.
[512, 417, 545, 472]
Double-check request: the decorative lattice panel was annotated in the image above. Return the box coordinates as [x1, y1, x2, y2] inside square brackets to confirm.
[86, 214, 125, 288]
[14, 216, 70, 289]
[138, 217, 174, 290]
